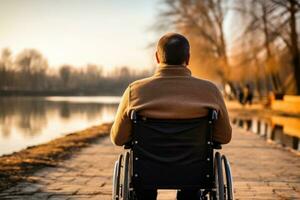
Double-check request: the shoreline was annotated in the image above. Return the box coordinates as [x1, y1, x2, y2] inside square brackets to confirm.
[0, 90, 123, 97]
[0, 123, 112, 192]
[1, 101, 299, 192]
[226, 101, 300, 118]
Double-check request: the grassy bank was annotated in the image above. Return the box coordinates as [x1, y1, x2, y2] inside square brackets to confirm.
[0, 123, 112, 192]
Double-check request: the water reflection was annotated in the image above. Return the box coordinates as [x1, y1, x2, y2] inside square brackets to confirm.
[232, 115, 300, 152]
[0, 96, 120, 156]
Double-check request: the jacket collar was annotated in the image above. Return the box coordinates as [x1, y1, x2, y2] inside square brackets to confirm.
[154, 63, 192, 77]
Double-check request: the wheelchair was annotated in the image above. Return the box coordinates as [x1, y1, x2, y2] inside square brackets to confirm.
[112, 109, 233, 200]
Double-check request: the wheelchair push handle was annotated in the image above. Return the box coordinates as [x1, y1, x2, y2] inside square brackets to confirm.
[212, 142, 222, 149]
[124, 141, 132, 149]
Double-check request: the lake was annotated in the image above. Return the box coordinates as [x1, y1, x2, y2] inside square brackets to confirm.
[0, 96, 121, 156]
[232, 116, 300, 152]
[2, 96, 299, 156]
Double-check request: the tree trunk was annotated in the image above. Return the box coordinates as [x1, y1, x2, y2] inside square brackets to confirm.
[289, 0, 300, 94]
[262, 3, 284, 94]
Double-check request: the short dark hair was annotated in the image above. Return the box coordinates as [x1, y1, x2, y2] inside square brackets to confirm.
[157, 33, 190, 65]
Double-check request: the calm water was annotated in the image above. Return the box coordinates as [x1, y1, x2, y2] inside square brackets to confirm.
[2, 96, 298, 156]
[0, 96, 121, 156]
[232, 116, 300, 152]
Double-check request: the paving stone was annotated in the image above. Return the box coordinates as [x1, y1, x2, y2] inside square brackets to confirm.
[0, 125, 299, 199]
[47, 194, 70, 200]
[32, 192, 51, 199]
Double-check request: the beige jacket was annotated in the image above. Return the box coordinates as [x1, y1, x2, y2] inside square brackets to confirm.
[110, 64, 232, 146]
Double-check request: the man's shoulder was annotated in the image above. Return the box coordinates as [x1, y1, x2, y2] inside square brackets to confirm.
[190, 76, 219, 91]
[129, 76, 155, 89]
[129, 75, 219, 88]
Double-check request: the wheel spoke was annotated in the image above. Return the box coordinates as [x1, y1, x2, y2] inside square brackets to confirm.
[112, 154, 123, 200]
[214, 152, 224, 200]
[222, 155, 234, 200]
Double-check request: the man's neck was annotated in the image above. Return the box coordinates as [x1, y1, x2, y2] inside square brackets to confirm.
[158, 63, 187, 68]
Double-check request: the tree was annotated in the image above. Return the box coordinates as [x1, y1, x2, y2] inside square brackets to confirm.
[235, 0, 300, 94]
[85, 64, 103, 87]
[0, 47, 153, 95]
[59, 65, 72, 88]
[158, 0, 231, 83]
[15, 49, 48, 90]
[272, 0, 300, 94]
[0, 48, 12, 90]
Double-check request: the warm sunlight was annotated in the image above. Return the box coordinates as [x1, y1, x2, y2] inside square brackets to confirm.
[0, 0, 299, 199]
[0, 0, 159, 69]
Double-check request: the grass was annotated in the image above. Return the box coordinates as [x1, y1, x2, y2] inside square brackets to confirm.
[0, 123, 112, 192]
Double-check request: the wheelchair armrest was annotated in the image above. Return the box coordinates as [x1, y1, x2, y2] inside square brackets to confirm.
[124, 141, 132, 149]
[212, 142, 222, 149]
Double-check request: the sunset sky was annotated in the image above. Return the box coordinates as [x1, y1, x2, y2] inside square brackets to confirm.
[0, 0, 161, 70]
[0, 0, 238, 72]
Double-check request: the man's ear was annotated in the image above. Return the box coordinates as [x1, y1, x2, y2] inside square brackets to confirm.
[155, 51, 160, 64]
[186, 53, 190, 66]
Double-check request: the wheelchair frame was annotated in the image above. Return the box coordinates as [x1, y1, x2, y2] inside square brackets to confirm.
[112, 110, 233, 200]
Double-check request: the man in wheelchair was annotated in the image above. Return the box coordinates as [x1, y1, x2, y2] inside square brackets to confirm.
[111, 33, 232, 200]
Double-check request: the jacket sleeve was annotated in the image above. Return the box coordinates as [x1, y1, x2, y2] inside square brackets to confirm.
[213, 88, 232, 144]
[110, 86, 132, 146]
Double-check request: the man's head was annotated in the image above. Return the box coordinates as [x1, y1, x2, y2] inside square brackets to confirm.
[156, 33, 190, 66]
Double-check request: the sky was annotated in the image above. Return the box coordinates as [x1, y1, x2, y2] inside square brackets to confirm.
[0, 0, 161, 70]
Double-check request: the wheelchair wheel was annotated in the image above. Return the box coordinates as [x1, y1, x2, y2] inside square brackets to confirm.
[112, 154, 123, 200]
[122, 151, 131, 200]
[222, 155, 234, 200]
[214, 152, 224, 200]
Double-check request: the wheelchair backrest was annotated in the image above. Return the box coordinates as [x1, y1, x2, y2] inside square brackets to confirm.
[129, 109, 217, 190]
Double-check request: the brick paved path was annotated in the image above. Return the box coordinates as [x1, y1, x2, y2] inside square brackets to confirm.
[0, 125, 299, 199]
[224, 127, 300, 199]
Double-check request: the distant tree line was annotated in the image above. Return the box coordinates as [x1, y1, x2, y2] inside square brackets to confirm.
[158, 0, 300, 97]
[0, 48, 152, 96]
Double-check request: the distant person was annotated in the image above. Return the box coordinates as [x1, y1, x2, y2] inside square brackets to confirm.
[237, 85, 244, 105]
[224, 83, 233, 100]
[244, 84, 253, 105]
[110, 33, 232, 200]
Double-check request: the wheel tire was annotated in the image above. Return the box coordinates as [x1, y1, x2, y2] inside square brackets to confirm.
[222, 155, 234, 200]
[112, 154, 123, 200]
[214, 152, 224, 200]
[208, 190, 216, 200]
[112, 162, 119, 200]
[122, 152, 131, 200]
